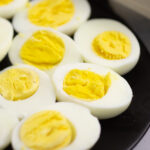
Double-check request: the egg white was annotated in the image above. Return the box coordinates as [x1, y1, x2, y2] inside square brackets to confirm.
[52, 63, 133, 119]
[0, 0, 28, 18]
[0, 108, 18, 150]
[8, 27, 82, 76]
[0, 64, 56, 119]
[74, 19, 140, 75]
[0, 17, 13, 62]
[12, 0, 91, 35]
[12, 102, 100, 150]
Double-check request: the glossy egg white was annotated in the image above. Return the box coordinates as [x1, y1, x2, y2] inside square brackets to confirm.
[0, 109, 18, 150]
[0, 0, 28, 18]
[52, 63, 133, 119]
[8, 27, 82, 76]
[0, 17, 13, 62]
[12, 102, 100, 150]
[0, 64, 56, 119]
[74, 19, 140, 75]
[12, 0, 91, 35]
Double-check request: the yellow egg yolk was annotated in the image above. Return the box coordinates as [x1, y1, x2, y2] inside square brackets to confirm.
[92, 31, 131, 60]
[0, 0, 13, 6]
[28, 0, 75, 28]
[63, 69, 111, 101]
[20, 30, 65, 70]
[0, 68, 39, 101]
[20, 110, 75, 150]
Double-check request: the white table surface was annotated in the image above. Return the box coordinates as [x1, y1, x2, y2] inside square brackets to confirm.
[134, 128, 150, 150]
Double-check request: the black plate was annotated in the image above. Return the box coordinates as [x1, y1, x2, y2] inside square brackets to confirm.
[3, 0, 150, 150]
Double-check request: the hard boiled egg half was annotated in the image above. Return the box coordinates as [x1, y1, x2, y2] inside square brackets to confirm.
[8, 28, 82, 75]
[13, 0, 91, 35]
[52, 63, 133, 119]
[0, 64, 56, 119]
[0, 0, 28, 18]
[12, 102, 100, 150]
[74, 19, 140, 75]
[13, 0, 91, 34]
[0, 17, 13, 62]
[0, 109, 18, 150]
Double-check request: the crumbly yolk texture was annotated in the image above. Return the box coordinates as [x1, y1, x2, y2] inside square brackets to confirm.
[0, 68, 39, 101]
[28, 0, 75, 28]
[0, 0, 13, 6]
[92, 31, 131, 60]
[20, 30, 65, 70]
[20, 110, 75, 150]
[63, 69, 111, 101]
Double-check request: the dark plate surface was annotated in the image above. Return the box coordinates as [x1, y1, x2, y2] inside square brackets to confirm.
[2, 0, 150, 150]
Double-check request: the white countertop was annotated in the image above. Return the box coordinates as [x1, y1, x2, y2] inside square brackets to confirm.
[134, 128, 150, 150]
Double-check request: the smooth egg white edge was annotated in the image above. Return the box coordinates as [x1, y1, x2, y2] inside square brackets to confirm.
[0, 17, 13, 62]
[0, 64, 56, 119]
[0, 0, 28, 19]
[8, 27, 82, 76]
[52, 63, 133, 119]
[0, 109, 18, 150]
[12, 102, 101, 150]
[74, 19, 140, 75]
[12, 0, 91, 35]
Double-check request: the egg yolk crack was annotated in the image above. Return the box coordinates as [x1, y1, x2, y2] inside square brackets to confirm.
[0, 68, 39, 101]
[20, 110, 75, 150]
[0, 0, 13, 6]
[92, 31, 131, 60]
[28, 0, 75, 28]
[20, 30, 65, 70]
[63, 69, 111, 101]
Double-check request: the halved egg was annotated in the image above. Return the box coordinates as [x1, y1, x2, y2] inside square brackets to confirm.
[0, 17, 13, 62]
[52, 63, 133, 119]
[12, 0, 91, 35]
[0, 0, 28, 18]
[8, 28, 82, 75]
[74, 19, 140, 75]
[0, 64, 56, 119]
[12, 102, 100, 150]
[0, 109, 18, 149]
